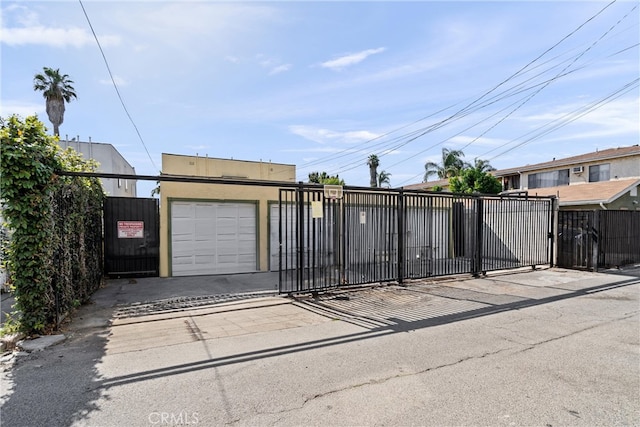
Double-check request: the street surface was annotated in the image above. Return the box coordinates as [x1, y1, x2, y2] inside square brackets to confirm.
[1, 267, 638, 426]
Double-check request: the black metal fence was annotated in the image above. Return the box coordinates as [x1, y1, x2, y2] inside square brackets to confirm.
[279, 186, 555, 294]
[557, 210, 640, 270]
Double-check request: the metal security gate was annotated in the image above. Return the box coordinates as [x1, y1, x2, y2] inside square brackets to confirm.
[558, 210, 640, 270]
[104, 197, 160, 277]
[279, 185, 555, 294]
[557, 210, 596, 270]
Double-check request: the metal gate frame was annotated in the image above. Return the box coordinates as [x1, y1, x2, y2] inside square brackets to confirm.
[104, 197, 160, 277]
[279, 185, 555, 294]
[557, 210, 640, 271]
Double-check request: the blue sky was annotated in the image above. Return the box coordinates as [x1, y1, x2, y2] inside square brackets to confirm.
[1, 1, 638, 196]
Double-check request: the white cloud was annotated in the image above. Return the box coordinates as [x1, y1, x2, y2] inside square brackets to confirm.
[269, 64, 292, 75]
[98, 75, 128, 86]
[448, 135, 508, 147]
[0, 6, 121, 48]
[0, 101, 43, 118]
[524, 97, 639, 140]
[289, 125, 380, 144]
[320, 47, 386, 71]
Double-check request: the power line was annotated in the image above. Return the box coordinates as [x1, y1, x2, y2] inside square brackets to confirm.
[332, 0, 635, 181]
[78, 0, 159, 172]
[315, 0, 635, 177]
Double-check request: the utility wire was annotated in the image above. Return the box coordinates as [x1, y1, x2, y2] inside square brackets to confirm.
[78, 0, 159, 172]
[395, 77, 639, 187]
[311, 0, 627, 179]
[337, 1, 635, 181]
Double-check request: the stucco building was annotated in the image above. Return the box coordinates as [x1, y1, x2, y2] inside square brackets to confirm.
[59, 138, 137, 197]
[159, 154, 296, 277]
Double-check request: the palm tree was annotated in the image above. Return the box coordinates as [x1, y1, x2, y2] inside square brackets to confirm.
[472, 158, 496, 173]
[367, 154, 379, 187]
[423, 148, 466, 182]
[33, 67, 77, 137]
[377, 170, 391, 188]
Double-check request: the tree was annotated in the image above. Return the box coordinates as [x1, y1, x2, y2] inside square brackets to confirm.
[423, 148, 466, 182]
[308, 171, 345, 185]
[449, 167, 502, 194]
[367, 154, 379, 187]
[33, 67, 77, 137]
[377, 170, 391, 188]
[472, 158, 496, 173]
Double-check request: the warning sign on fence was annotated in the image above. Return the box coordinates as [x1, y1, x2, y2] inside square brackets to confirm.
[117, 221, 144, 238]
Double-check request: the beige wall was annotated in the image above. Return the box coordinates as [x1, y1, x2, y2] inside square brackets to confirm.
[160, 154, 296, 277]
[522, 155, 640, 189]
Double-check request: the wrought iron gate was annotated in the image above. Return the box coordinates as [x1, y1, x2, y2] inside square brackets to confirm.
[104, 197, 160, 277]
[278, 185, 555, 294]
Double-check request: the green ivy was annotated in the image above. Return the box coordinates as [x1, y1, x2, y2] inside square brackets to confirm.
[1, 115, 104, 334]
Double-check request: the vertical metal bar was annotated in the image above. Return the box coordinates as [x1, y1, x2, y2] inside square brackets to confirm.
[473, 197, 484, 276]
[397, 189, 405, 284]
[548, 198, 556, 267]
[278, 189, 283, 293]
[592, 209, 599, 271]
[296, 182, 305, 292]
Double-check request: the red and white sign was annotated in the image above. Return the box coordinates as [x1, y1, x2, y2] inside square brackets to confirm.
[117, 221, 144, 238]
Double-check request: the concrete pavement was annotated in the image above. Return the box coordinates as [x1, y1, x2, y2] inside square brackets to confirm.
[1, 266, 639, 426]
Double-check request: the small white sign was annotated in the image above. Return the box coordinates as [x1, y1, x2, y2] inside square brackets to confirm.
[360, 211, 367, 224]
[117, 221, 144, 238]
[311, 201, 324, 219]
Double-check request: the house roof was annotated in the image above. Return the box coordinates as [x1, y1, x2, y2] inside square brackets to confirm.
[403, 178, 450, 191]
[527, 178, 640, 206]
[494, 145, 640, 177]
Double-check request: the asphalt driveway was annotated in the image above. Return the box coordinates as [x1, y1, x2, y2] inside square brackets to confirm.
[1, 266, 639, 426]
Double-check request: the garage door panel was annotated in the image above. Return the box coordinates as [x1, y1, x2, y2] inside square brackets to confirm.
[171, 201, 257, 276]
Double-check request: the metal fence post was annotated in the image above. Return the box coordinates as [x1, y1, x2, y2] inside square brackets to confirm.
[473, 197, 484, 276]
[397, 189, 405, 284]
[591, 209, 599, 271]
[549, 197, 557, 267]
[296, 182, 305, 293]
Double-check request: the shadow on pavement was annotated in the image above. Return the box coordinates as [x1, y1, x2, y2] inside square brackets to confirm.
[70, 274, 640, 392]
[1, 268, 638, 426]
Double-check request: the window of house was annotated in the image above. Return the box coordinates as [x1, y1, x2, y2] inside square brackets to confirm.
[589, 163, 610, 182]
[118, 178, 122, 188]
[527, 169, 569, 189]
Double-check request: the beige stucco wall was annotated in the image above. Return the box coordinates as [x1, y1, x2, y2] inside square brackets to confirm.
[159, 154, 296, 277]
[522, 155, 640, 188]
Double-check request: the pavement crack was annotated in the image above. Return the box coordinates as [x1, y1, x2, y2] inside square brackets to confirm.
[517, 312, 639, 353]
[244, 346, 512, 421]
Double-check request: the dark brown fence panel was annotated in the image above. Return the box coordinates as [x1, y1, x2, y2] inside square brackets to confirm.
[557, 210, 596, 270]
[598, 210, 640, 268]
[104, 197, 160, 277]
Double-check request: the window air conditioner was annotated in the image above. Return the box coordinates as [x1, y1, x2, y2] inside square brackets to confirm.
[572, 166, 584, 174]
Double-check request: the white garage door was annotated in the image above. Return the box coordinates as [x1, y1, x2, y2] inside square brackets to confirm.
[171, 201, 257, 276]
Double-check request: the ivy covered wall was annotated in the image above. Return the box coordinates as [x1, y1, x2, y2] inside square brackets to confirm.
[1, 115, 105, 334]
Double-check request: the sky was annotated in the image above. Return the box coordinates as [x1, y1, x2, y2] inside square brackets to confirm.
[1, 0, 638, 197]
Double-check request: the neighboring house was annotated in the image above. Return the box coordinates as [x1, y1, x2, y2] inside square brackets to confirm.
[404, 145, 640, 210]
[494, 145, 640, 210]
[404, 178, 450, 192]
[59, 138, 137, 197]
[159, 154, 296, 278]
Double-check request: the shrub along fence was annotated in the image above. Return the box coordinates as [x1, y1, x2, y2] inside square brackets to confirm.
[1, 115, 104, 333]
